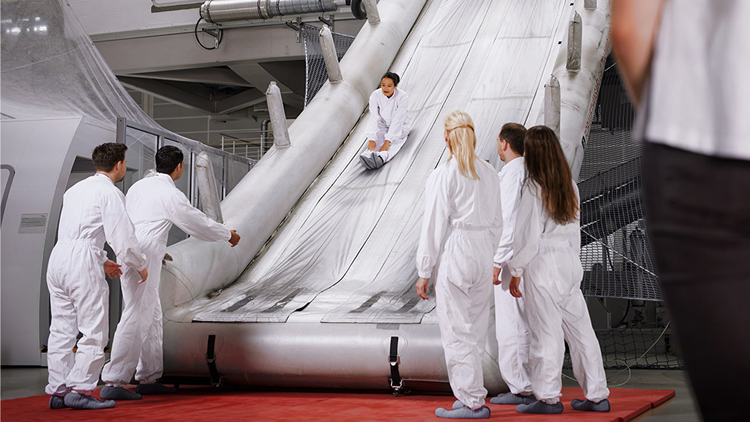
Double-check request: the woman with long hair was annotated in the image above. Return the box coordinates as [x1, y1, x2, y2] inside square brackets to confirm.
[415, 110, 503, 419]
[359, 71, 411, 170]
[507, 125, 610, 414]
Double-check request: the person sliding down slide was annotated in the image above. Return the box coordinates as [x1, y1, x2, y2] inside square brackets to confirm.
[359, 72, 410, 170]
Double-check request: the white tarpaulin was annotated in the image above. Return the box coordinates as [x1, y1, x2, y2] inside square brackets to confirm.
[191, 0, 575, 324]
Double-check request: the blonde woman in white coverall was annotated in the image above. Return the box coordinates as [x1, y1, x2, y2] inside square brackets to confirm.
[489, 123, 535, 406]
[359, 72, 410, 170]
[507, 126, 609, 414]
[101, 146, 240, 400]
[416, 110, 502, 419]
[46, 143, 148, 410]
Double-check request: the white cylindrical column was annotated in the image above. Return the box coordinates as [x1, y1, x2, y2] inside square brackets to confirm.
[266, 81, 290, 148]
[319, 25, 343, 83]
[567, 11, 582, 72]
[195, 152, 224, 223]
[545, 74, 561, 138]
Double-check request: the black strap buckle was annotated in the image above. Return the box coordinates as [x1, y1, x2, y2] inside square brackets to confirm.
[388, 336, 405, 395]
[206, 335, 222, 387]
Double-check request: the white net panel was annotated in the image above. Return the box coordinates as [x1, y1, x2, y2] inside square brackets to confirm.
[302, 23, 355, 107]
[1, 0, 254, 205]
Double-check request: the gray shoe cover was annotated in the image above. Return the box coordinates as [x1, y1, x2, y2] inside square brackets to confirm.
[49, 395, 68, 409]
[436, 405, 490, 419]
[100, 386, 142, 400]
[571, 398, 610, 412]
[489, 392, 537, 405]
[359, 152, 375, 169]
[452, 400, 465, 409]
[63, 392, 115, 410]
[370, 151, 385, 169]
[135, 383, 178, 395]
[516, 400, 563, 414]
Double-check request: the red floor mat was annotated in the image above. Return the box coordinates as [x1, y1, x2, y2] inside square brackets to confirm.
[1, 386, 674, 422]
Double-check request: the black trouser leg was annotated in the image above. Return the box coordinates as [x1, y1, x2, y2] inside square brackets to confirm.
[642, 141, 750, 422]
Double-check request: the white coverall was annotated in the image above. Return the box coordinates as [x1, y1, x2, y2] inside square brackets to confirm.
[507, 180, 609, 404]
[492, 157, 533, 396]
[364, 87, 410, 163]
[101, 173, 231, 386]
[46, 173, 147, 395]
[416, 158, 503, 410]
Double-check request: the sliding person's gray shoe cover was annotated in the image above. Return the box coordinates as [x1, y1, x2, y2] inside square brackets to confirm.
[100, 386, 142, 400]
[452, 400, 465, 409]
[135, 383, 178, 395]
[435, 405, 491, 419]
[571, 398, 610, 412]
[359, 152, 375, 169]
[63, 392, 116, 410]
[370, 151, 385, 169]
[489, 392, 536, 405]
[516, 400, 564, 414]
[49, 394, 68, 409]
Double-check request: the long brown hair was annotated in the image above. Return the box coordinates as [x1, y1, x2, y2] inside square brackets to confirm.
[523, 125, 579, 224]
[444, 110, 479, 179]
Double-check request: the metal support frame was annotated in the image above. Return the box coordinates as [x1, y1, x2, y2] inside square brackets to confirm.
[201, 27, 222, 49]
[116, 117, 197, 205]
[0, 164, 16, 225]
[285, 17, 303, 42]
[115, 117, 251, 205]
[318, 14, 334, 28]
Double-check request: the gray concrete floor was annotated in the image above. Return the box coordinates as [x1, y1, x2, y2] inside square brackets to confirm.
[1, 367, 700, 421]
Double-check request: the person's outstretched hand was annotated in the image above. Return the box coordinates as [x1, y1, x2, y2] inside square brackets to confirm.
[229, 230, 240, 247]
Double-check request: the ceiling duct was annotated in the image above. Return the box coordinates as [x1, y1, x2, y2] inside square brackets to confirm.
[200, 0, 348, 23]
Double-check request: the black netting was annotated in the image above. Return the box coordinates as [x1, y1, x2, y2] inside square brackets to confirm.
[572, 56, 683, 370]
[579, 56, 660, 302]
[302, 24, 354, 107]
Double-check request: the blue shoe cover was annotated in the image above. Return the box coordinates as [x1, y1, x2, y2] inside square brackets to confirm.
[571, 398, 610, 412]
[436, 405, 490, 419]
[63, 392, 115, 410]
[135, 383, 177, 395]
[516, 400, 563, 414]
[100, 386, 142, 400]
[490, 392, 536, 405]
[49, 395, 68, 409]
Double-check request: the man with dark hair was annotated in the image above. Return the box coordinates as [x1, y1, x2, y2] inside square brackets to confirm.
[155, 145, 183, 174]
[489, 123, 535, 406]
[46, 142, 148, 410]
[498, 123, 525, 157]
[101, 145, 240, 400]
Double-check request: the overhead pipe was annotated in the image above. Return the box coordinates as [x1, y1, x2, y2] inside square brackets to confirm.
[319, 25, 343, 83]
[266, 82, 290, 148]
[200, 0, 347, 24]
